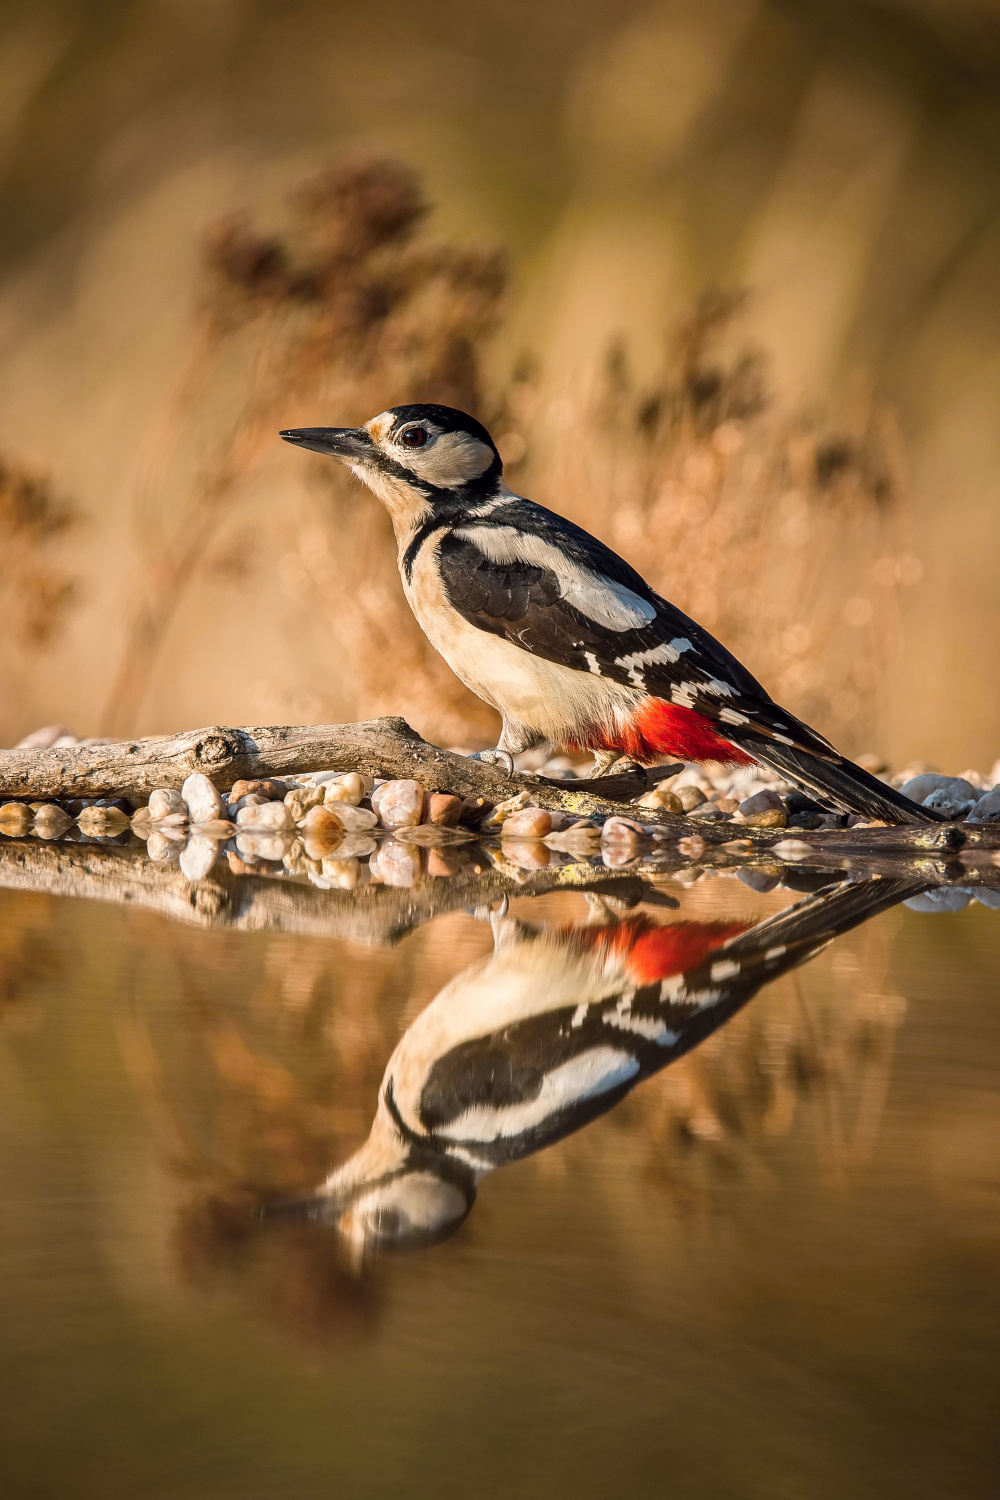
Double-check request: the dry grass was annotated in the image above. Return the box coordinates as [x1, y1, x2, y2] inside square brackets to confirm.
[0, 456, 78, 650]
[101, 153, 507, 741]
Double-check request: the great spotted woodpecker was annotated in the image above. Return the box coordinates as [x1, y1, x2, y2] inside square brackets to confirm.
[272, 875, 923, 1254]
[281, 404, 936, 825]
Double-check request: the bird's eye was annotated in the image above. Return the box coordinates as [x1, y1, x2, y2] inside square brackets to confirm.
[400, 427, 428, 448]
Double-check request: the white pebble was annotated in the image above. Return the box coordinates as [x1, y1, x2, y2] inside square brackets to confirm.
[324, 803, 377, 832]
[967, 788, 1000, 824]
[181, 773, 224, 824]
[236, 800, 294, 831]
[179, 836, 218, 881]
[376, 780, 425, 829]
[324, 773, 364, 806]
[148, 788, 186, 819]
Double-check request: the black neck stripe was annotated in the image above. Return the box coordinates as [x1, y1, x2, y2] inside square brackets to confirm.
[401, 516, 450, 582]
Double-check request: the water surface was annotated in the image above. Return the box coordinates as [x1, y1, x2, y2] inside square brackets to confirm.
[1, 865, 998, 1499]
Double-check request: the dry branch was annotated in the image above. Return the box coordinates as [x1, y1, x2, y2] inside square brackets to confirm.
[1, 716, 997, 854]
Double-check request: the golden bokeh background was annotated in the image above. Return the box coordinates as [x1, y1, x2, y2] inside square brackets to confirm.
[2, 0, 999, 769]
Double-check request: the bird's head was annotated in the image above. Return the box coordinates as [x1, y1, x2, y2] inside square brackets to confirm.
[280, 403, 503, 532]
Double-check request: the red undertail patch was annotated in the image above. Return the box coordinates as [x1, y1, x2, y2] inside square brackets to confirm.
[570, 696, 753, 766]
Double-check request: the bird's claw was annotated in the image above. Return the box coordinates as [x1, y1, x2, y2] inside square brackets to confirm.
[468, 748, 515, 776]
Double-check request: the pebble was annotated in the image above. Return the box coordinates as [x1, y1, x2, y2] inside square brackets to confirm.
[921, 779, 980, 818]
[179, 836, 219, 881]
[323, 803, 377, 832]
[14, 724, 74, 749]
[966, 788, 1000, 824]
[236, 800, 294, 831]
[738, 789, 785, 818]
[460, 795, 491, 825]
[181, 773, 224, 824]
[284, 784, 325, 822]
[502, 807, 552, 839]
[744, 809, 787, 828]
[676, 834, 706, 859]
[899, 773, 971, 806]
[376, 779, 425, 829]
[426, 792, 463, 826]
[480, 792, 532, 829]
[677, 785, 707, 811]
[241, 778, 288, 801]
[635, 785, 683, 813]
[687, 805, 729, 823]
[324, 773, 364, 806]
[148, 788, 187, 819]
[370, 839, 423, 886]
[301, 803, 344, 836]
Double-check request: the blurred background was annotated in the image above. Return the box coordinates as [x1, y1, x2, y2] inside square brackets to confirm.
[2, 0, 999, 770]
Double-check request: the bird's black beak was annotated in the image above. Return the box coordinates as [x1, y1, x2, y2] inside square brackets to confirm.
[279, 426, 374, 461]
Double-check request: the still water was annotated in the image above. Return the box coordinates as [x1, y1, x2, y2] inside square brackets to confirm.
[1, 861, 998, 1499]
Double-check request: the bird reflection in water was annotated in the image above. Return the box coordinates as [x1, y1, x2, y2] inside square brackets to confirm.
[276, 875, 923, 1257]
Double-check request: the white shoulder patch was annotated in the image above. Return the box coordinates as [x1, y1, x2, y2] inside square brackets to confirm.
[455, 525, 657, 632]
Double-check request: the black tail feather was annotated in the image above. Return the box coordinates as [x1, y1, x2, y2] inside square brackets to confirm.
[731, 732, 943, 825]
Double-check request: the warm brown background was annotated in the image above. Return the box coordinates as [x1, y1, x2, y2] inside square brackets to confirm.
[1, 0, 999, 770]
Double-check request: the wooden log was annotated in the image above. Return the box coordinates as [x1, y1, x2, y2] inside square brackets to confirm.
[0, 716, 687, 817]
[1, 716, 998, 854]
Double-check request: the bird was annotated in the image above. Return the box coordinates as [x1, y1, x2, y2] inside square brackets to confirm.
[280, 404, 937, 825]
[268, 873, 923, 1255]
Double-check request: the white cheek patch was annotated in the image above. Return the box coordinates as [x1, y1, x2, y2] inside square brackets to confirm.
[405, 432, 495, 487]
[457, 527, 657, 632]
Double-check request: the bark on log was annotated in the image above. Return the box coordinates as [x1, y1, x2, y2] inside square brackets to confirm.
[1, 716, 998, 854]
[0, 715, 682, 815]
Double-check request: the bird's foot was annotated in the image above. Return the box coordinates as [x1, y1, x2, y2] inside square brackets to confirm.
[588, 751, 638, 779]
[468, 747, 515, 776]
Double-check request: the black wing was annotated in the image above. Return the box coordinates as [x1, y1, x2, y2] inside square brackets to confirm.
[436, 499, 836, 759]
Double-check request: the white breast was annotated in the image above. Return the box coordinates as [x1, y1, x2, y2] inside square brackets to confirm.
[403, 532, 642, 744]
